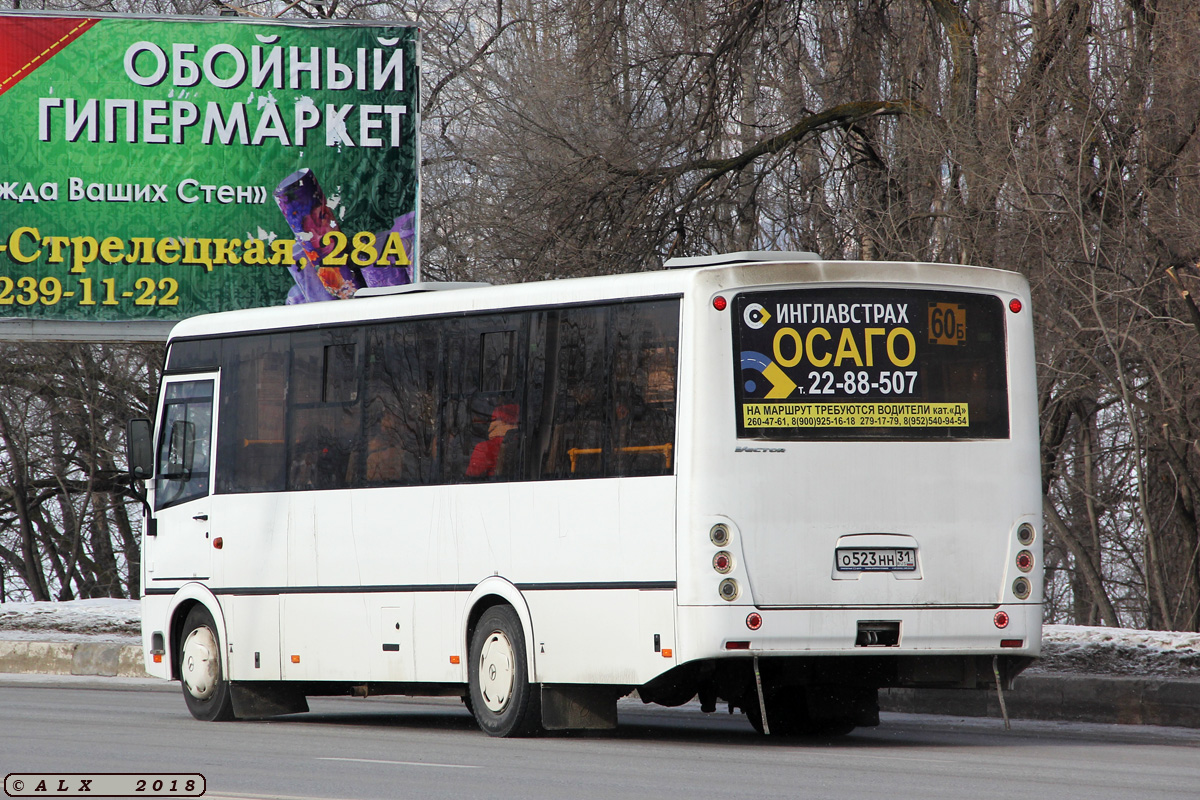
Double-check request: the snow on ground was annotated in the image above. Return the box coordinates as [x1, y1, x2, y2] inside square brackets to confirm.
[0, 598, 140, 639]
[1033, 624, 1200, 678]
[0, 600, 1198, 678]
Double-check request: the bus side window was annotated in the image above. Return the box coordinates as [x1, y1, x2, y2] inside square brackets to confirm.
[216, 334, 287, 494]
[440, 316, 524, 483]
[474, 328, 522, 480]
[288, 329, 364, 491]
[438, 331, 475, 482]
[364, 325, 439, 486]
[611, 301, 679, 477]
[530, 306, 607, 479]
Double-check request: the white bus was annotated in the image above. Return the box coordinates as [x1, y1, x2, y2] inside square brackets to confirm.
[128, 251, 1042, 737]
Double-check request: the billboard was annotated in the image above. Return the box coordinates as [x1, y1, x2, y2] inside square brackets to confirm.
[0, 12, 419, 338]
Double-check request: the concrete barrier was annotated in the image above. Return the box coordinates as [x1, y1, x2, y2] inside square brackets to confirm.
[0, 640, 149, 678]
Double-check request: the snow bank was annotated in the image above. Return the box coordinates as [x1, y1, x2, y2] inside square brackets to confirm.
[1033, 624, 1200, 678]
[0, 598, 140, 637]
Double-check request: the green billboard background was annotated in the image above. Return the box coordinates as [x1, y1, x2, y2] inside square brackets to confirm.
[0, 13, 419, 324]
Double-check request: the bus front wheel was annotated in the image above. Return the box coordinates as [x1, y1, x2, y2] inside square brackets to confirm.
[179, 605, 236, 722]
[468, 605, 542, 737]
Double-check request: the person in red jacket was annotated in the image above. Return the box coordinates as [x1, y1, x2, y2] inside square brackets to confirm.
[466, 403, 519, 479]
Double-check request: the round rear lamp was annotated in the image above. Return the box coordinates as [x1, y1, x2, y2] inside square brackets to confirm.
[746, 612, 763, 631]
[1017, 522, 1036, 545]
[1016, 550, 1034, 572]
[713, 296, 728, 311]
[1013, 577, 1031, 599]
[718, 578, 739, 602]
[993, 610, 1010, 629]
[709, 524, 731, 547]
[713, 551, 733, 574]
[1009, 298, 1023, 313]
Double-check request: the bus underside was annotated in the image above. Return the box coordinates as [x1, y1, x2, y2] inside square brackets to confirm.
[638, 651, 1035, 735]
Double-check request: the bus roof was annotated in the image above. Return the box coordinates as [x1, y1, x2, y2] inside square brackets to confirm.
[166, 256, 1028, 342]
[664, 250, 821, 269]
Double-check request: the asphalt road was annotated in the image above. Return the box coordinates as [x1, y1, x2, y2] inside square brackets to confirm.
[2, 678, 1199, 800]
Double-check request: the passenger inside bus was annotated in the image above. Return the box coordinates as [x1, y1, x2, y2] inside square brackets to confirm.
[466, 403, 520, 479]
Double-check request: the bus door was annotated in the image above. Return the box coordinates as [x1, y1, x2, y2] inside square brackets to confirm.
[146, 374, 219, 584]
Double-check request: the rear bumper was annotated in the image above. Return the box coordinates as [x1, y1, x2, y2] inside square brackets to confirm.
[675, 601, 1042, 661]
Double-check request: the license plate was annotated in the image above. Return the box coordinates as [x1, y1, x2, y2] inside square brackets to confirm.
[835, 547, 917, 572]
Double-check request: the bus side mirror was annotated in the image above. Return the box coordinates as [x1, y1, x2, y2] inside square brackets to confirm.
[127, 418, 154, 480]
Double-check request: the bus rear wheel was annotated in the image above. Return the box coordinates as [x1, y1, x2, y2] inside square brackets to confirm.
[744, 686, 858, 737]
[468, 605, 541, 737]
[179, 605, 236, 722]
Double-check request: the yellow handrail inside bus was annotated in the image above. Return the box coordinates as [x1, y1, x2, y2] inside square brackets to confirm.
[567, 444, 672, 473]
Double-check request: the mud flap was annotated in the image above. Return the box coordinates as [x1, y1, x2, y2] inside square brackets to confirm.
[229, 682, 310, 719]
[540, 684, 619, 730]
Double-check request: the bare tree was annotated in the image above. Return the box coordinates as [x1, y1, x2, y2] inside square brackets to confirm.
[0, 344, 159, 601]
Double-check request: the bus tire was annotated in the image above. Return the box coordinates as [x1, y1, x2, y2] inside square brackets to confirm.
[179, 605, 236, 722]
[744, 686, 815, 736]
[468, 605, 542, 737]
[744, 686, 857, 737]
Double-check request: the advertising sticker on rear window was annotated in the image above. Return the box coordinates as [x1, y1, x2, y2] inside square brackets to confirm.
[732, 287, 1009, 440]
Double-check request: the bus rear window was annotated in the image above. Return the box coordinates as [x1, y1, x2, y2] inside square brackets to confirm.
[732, 287, 1009, 440]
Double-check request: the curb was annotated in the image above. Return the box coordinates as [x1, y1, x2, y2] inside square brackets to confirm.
[0, 640, 149, 678]
[880, 673, 1200, 729]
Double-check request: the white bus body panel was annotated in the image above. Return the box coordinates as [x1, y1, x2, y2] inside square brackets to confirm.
[210, 475, 676, 685]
